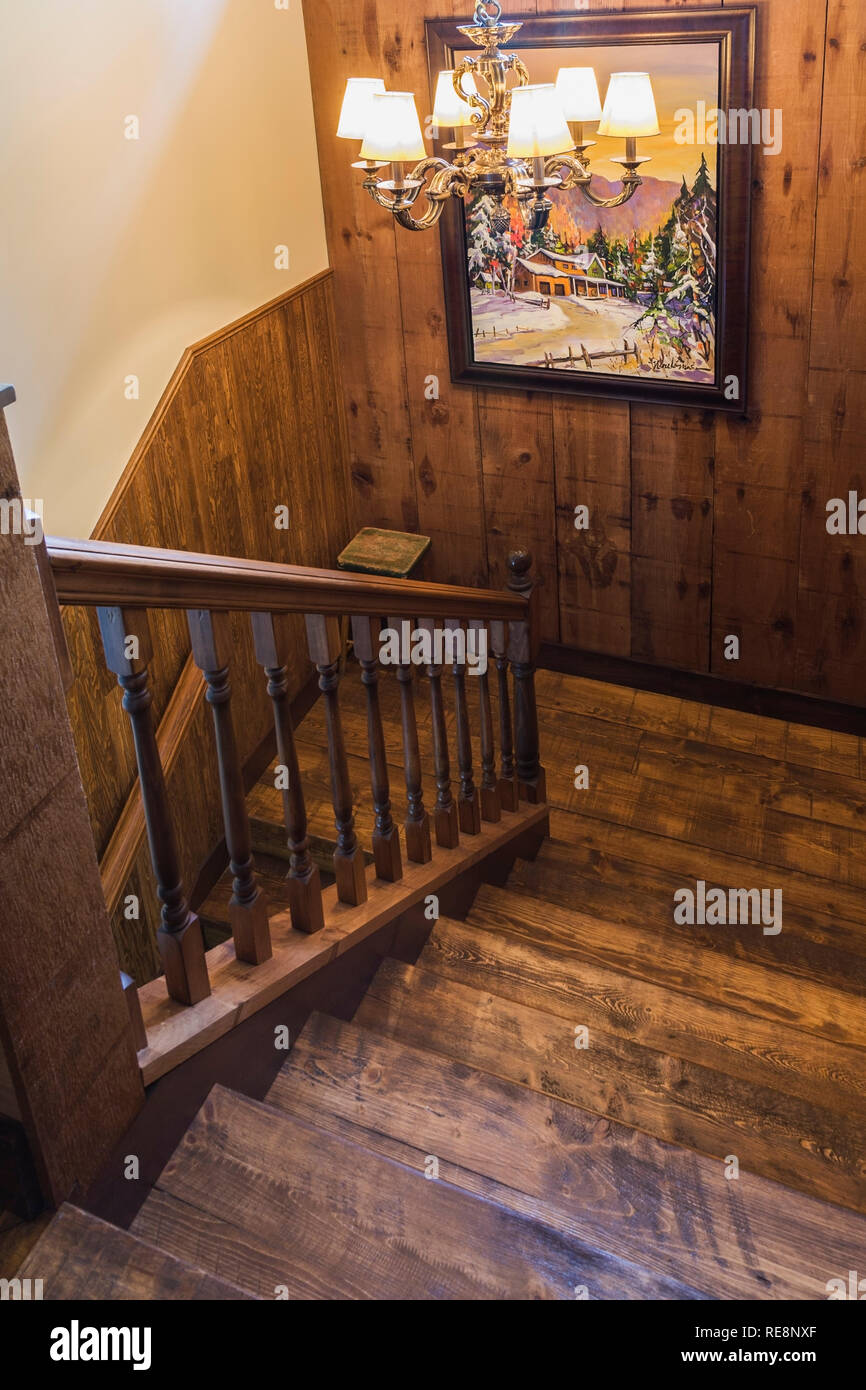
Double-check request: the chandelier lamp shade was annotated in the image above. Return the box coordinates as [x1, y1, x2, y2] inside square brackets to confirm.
[336, 0, 660, 233]
[598, 71, 661, 140]
[335, 77, 386, 140]
[432, 69, 479, 130]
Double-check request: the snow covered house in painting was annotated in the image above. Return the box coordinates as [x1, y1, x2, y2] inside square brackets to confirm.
[513, 248, 629, 301]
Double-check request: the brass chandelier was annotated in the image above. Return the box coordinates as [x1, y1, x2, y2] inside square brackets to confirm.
[337, 0, 660, 234]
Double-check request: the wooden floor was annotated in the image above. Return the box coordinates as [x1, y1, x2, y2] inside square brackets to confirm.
[13, 665, 866, 1298]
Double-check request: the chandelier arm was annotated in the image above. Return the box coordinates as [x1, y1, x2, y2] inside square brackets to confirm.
[393, 201, 448, 231]
[453, 56, 490, 128]
[367, 160, 469, 231]
[543, 153, 591, 190]
[544, 154, 643, 206]
[578, 175, 643, 208]
[510, 55, 530, 89]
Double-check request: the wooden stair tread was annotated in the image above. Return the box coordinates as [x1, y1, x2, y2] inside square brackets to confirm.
[508, 838, 866, 986]
[130, 1082, 653, 1301]
[466, 881, 866, 1051]
[268, 1011, 866, 1301]
[418, 916, 866, 1114]
[354, 957, 866, 1215]
[543, 810, 866, 932]
[14, 1204, 252, 1300]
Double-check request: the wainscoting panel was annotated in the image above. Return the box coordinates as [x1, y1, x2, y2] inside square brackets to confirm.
[303, 0, 863, 703]
[62, 271, 356, 982]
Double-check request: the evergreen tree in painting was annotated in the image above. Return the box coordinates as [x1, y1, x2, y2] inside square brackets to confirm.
[467, 192, 528, 297]
[587, 225, 610, 268]
[467, 194, 512, 293]
[635, 156, 718, 373]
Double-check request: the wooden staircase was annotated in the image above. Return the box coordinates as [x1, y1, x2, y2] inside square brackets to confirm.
[19, 817, 866, 1300]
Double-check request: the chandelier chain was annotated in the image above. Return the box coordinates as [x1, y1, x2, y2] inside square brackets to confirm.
[474, 1, 503, 26]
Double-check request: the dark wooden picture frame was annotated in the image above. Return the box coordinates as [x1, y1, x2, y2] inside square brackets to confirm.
[426, 7, 756, 413]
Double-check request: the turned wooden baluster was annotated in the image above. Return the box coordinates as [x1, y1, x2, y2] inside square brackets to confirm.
[306, 614, 367, 905]
[97, 606, 210, 1006]
[419, 616, 459, 849]
[388, 615, 432, 864]
[506, 552, 547, 803]
[187, 610, 271, 965]
[353, 615, 403, 882]
[469, 619, 501, 823]
[489, 619, 519, 810]
[251, 612, 324, 934]
[446, 618, 481, 834]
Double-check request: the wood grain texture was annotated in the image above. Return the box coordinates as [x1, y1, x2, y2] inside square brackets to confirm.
[304, 0, 863, 701]
[269, 1011, 866, 1301]
[131, 1083, 703, 1299]
[357, 952, 866, 1214]
[15, 1204, 252, 1300]
[420, 914, 866, 1115]
[0, 407, 144, 1205]
[62, 273, 357, 982]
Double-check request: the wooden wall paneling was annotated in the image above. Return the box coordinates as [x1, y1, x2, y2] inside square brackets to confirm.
[712, 0, 826, 691]
[306, 1, 864, 707]
[61, 274, 355, 984]
[386, 0, 489, 589]
[301, 0, 418, 533]
[809, 0, 866, 373]
[479, 387, 560, 641]
[796, 369, 866, 701]
[796, 5, 866, 703]
[631, 406, 715, 670]
[554, 398, 632, 655]
[0, 400, 144, 1204]
[301, 282, 356, 547]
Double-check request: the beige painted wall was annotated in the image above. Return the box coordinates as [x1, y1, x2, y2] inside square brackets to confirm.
[0, 0, 329, 539]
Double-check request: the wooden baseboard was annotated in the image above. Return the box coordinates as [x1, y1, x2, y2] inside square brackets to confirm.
[540, 644, 866, 737]
[137, 802, 549, 1085]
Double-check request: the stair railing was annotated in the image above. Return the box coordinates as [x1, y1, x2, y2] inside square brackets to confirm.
[46, 534, 547, 1048]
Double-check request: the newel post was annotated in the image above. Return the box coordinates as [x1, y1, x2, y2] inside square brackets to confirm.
[506, 552, 547, 804]
[0, 387, 143, 1208]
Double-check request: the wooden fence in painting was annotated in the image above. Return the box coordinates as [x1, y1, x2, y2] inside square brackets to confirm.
[533, 340, 640, 370]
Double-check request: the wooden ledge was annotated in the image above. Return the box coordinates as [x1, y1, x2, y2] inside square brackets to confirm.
[136, 801, 549, 1084]
[0, 385, 16, 411]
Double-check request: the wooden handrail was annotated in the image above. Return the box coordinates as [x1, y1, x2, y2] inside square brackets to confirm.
[48, 536, 528, 621]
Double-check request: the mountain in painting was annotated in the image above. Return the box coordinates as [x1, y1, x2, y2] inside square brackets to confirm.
[550, 175, 684, 243]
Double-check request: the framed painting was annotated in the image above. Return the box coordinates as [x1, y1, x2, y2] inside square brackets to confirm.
[426, 7, 756, 412]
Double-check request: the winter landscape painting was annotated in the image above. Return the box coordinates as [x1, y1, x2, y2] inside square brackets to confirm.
[449, 37, 735, 404]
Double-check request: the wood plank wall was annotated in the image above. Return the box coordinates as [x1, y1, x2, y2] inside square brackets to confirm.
[303, 0, 864, 703]
[62, 271, 356, 984]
